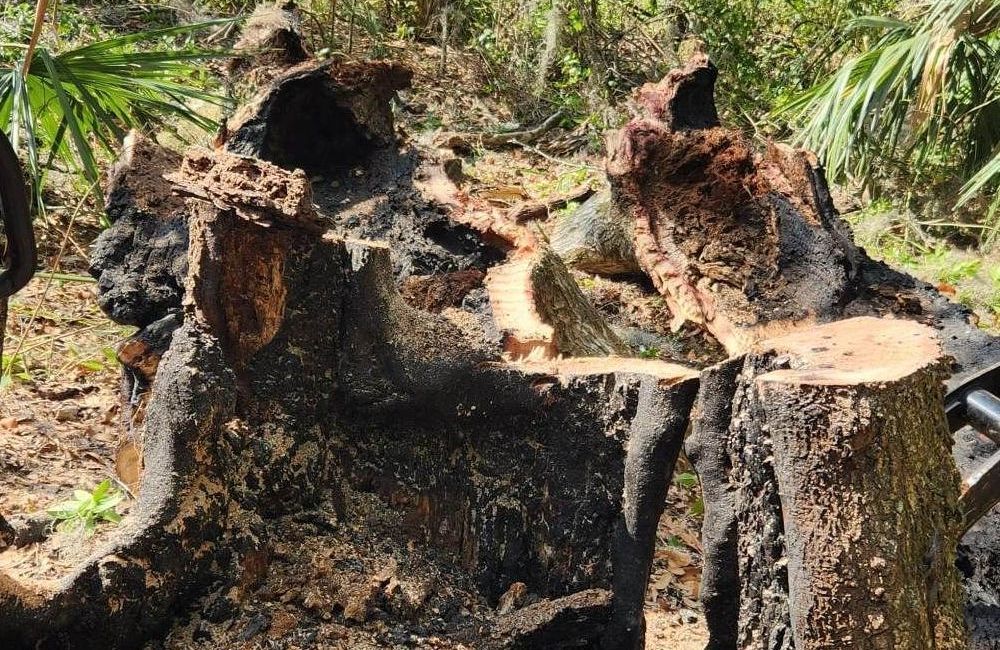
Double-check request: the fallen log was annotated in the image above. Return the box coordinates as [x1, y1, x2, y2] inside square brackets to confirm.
[435, 110, 565, 152]
[506, 183, 594, 224]
[485, 246, 631, 360]
[549, 190, 641, 276]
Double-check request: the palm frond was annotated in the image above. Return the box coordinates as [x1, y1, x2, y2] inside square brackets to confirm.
[0, 20, 232, 217]
[775, 0, 999, 240]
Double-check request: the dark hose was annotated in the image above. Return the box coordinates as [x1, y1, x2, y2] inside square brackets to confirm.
[0, 129, 38, 360]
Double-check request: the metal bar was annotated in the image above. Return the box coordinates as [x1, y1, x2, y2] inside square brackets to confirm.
[946, 360, 1000, 431]
[966, 389, 1000, 444]
[961, 447, 1000, 536]
[946, 362, 1000, 533]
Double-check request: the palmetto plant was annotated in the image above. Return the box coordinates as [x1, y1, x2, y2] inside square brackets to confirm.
[0, 1, 231, 216]
[778, 0, 1000, 239]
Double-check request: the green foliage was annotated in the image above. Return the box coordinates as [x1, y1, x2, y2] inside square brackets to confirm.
[673, 472, 699, 490]
[779, 0, 1000, 240]
[47, 479, 123, 535]
[0, 3, 105, 53]
[638, 346, 660, 359]
[932, 251, 981, 284]
[664, 534, 687, 548]
[676, 0, 897, 131]
[0, 353, 30, 388]
[848, 201, 1000, 331]
[0, 17, 231, 216]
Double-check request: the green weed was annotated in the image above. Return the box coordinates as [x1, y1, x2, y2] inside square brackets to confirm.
[47, 479, 123, 535]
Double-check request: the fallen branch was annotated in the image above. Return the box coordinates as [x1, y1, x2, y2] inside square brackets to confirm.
[435, 110, 565, 151]
[506, 183, 594, 223]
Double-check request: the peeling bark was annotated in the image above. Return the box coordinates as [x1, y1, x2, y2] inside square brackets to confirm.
[607, 57, 860, 352]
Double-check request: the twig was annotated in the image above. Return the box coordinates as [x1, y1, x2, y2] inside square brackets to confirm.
[508, 138, 602, 173]
[507, 184, 595, 223]
[438, 2, 449, 79]
[481, 110, 565, 147]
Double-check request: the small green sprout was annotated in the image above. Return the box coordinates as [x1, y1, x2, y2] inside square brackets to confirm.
[673, 472, 699, 490]
[639, 346, 661, 359]
[47, 479, 123, 535]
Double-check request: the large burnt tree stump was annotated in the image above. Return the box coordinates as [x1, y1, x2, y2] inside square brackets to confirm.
[4, 29, 999, 649]
[1, 138, 699, 648]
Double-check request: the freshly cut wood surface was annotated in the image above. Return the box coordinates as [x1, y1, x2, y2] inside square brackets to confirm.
[757, 316, 943, 385]
[486, 247, 630, 360]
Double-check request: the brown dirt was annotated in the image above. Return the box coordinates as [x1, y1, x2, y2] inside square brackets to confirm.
[1, 273, 132, 586]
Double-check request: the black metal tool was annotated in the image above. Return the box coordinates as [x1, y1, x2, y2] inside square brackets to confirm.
[946, 360, 1000, 534]
[0, 129, 38, 358]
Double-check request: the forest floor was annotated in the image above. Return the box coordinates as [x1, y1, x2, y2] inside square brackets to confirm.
[1, 36, 996, 649]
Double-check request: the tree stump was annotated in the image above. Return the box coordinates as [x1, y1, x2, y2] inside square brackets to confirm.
[690, 318, 968, 649]
[608, 57, 1000, 648]
[0, 143, 699, 649]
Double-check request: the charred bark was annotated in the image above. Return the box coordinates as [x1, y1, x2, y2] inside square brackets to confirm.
[91, 132, 188, 328]
[605, 54, 1000, 649]
[224, 59, 411, 175]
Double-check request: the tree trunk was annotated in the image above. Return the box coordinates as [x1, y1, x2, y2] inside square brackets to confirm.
[690, 318, 966, 649]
